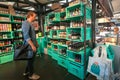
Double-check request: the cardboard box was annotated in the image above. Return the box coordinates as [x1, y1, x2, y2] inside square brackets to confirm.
[8, 5, 16, 15]
[51, 3, 61, 10]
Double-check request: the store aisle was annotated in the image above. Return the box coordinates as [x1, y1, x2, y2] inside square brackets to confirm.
[0, 55, 96, 80]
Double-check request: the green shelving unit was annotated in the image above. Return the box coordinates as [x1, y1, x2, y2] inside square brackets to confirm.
[0, 13, 27, 64]
[66, 2, 92, 80]
[44, 2, 92, 79]
[0, 13, 14, 64]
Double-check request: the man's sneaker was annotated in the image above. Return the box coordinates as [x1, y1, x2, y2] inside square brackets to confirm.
[23, 72, 29, 76]
[28, 74, 40, 80]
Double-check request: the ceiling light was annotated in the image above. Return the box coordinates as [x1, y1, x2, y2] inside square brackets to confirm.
[47, 4, 52, 6]
[68, 0, 72, 2]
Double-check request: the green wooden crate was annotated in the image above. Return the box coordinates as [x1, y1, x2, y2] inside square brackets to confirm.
[48, 12, 60, 23]
[0, 53, 13, 64]
[48, 13, 54, 22]
[60, 12, 66, 21]
[67, 61, 88, 80]
[51, 51, 59, 61]
[66, 27, 81, 41]
[58, 56, 68, 69]
[0, 13, 11, 23]
[66, 27, 91, 42]
[66, 3, 84, 19]
[51, 43, 58, 52]
[0, 31, 14, 40]
[58, 44, 67, 56]
[67, 48, 91, 65]
[66, 2, 92, 20]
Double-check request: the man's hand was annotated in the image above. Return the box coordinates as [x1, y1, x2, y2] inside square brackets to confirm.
[31, 45, 37, 52]
[28, 39, 37, 52]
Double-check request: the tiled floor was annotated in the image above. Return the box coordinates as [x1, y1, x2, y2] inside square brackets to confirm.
[0, 54, 96, 80]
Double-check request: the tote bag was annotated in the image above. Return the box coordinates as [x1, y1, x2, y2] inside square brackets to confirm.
[14, 43, 34, 60]
[87, 46, 113, 80]
[88, 57, 107, 79]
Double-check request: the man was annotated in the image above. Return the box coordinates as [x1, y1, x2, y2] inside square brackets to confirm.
[22, 11, 40, 80]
